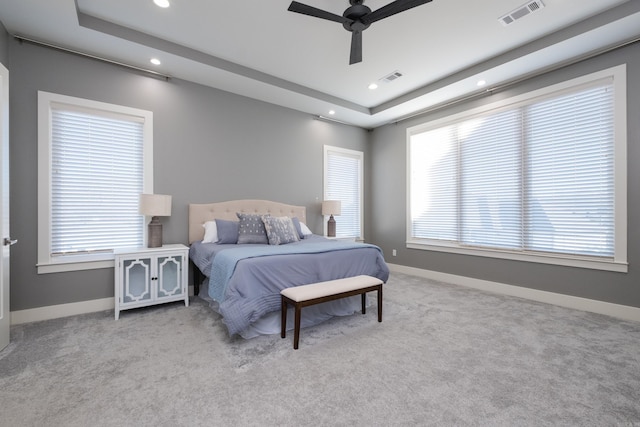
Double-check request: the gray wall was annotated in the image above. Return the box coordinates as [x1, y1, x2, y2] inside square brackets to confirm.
[0, 22, 7, 64]
[7, 38, 369, 311]
[370, 42, 640, 308]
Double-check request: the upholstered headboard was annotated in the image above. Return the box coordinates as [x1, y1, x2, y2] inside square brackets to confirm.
[188, 199, 307, 244]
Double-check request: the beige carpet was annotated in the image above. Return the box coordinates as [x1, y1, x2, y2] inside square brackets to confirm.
[1, 272, 640, 426]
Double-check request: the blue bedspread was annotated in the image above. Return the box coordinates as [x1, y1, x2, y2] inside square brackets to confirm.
[209, 241, 374, 302]
[199, 238, 389, 336]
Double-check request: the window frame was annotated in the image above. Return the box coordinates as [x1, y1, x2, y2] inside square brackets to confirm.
[406, 65, 627, 273]
[323, 145, 364, 239]
[37, 91, 153, 274]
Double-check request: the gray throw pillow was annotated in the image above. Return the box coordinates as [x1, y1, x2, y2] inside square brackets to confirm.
[237, 213, 269, 244]
[291, 217, 305, 240]
[215, 219, 239, 244]
[262, 216, 300, 245]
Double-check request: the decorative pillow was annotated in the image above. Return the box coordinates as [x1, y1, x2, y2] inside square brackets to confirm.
[215, 219, 239, 244]
[299, 221, 313, 236]
[202, 221, 218, 243]
[237, 213, 269, 244]
[262, 216, 300, 245]
[291, 217, 305, 239]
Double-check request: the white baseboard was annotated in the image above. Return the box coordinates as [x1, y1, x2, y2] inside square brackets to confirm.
[11, 297, 115, 325]
[388, 263, 640, 323]
[10, 285, 196, 325]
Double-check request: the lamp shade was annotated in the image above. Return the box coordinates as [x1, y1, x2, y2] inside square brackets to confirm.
[322, 200, 341, 216]
[139, 194, 172, 217]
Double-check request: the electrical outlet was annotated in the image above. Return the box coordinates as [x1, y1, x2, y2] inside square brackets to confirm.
[392, 249, 397, 256]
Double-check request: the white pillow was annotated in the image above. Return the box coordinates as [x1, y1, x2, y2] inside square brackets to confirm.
[202, 221, 218, 243]
[299, 222, 313, 236]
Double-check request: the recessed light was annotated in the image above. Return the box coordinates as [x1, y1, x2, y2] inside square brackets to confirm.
[154, 0, 170, 8]
[328, 110, 336, 115]
[368, 83, 378, 90]
[477, 79, 487, 87]
[150, 58, 161, 65]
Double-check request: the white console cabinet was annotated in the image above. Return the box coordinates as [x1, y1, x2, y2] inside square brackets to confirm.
[114, 244, 189, 319]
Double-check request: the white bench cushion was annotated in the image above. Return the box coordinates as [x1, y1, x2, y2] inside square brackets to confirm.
[280, 275, 383, 302]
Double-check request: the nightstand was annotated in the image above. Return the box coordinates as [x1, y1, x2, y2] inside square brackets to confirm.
[114, 244, 189, 319]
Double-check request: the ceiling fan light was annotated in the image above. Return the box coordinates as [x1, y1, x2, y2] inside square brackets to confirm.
[153, 0, 170, 8]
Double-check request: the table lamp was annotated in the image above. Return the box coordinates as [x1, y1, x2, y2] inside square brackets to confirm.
[322, 200, 341, 237]
[139, 194, 172, 247]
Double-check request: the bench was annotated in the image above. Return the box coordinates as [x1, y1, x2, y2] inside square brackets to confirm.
[280, 275, 383, 349]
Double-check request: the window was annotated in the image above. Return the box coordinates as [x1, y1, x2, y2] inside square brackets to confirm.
[324, 145, 363, 239]
[38, 91, 153, 273]
[407, 65, 627, 272]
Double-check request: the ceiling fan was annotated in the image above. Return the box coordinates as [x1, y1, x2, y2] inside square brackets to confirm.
[287, 0, 433, 65]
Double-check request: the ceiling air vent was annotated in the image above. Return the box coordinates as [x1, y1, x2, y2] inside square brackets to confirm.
[380, 71, 403, 83]
[498, 1, 545, 26]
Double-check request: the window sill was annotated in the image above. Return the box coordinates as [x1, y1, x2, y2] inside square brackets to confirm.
[326, 236, 357, 242]
[406, 241, 628, 273]
[37, 254, 115, 274]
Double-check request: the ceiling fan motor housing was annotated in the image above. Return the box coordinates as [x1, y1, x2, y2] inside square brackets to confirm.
[343, 4, 371, 32]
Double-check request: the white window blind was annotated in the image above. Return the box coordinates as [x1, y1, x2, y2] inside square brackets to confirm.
[409, 126, 457, 241]
[409, 77, 617, 261]
[524, 85, 614, 257]
[324, 146, 363, 238]
[460, 109, 522, 250]
[50, 107, 145, 255]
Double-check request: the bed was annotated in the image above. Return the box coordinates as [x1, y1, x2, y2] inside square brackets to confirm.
[188, 199, 389, 338]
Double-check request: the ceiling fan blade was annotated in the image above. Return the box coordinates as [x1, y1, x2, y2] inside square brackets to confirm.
[349, 31, 362, 65]
[288, 1, 351, 25]
[361, 0, 433, 25]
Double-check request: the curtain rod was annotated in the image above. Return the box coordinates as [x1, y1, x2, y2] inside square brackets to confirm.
[391, 35, 640, 126]
[14, 34, 171, 81]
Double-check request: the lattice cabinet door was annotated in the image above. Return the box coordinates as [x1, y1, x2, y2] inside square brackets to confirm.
[155, 253, 185, 300]
[121, 257, 153, 304]
[115, 244, 189, 319]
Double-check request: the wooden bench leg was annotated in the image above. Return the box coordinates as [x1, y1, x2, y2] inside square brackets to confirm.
[377, 285, 382, 322]
[281, 295, 287, 339]
[294, 305, 302, 350]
